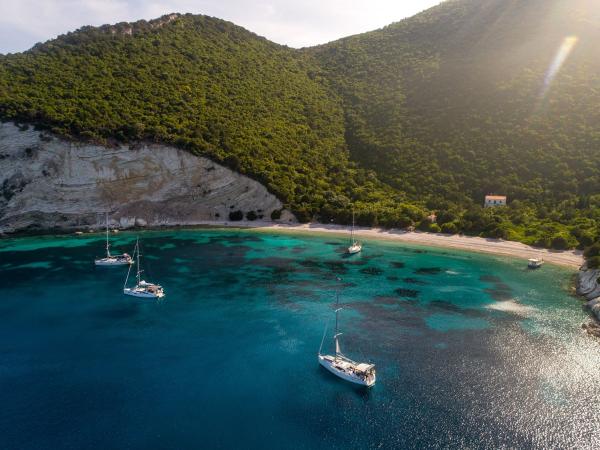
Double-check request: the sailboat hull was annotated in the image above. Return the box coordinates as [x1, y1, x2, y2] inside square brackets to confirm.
[123, 287, 164, 299]
[347, 245, 362, 254]
[95, 256, 133, 266]
[318, 354, 375, 387]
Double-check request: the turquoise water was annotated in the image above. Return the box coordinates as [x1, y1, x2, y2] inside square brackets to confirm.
[0, 229, 598, 449]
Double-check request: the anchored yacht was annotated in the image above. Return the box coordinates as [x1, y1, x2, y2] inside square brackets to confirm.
[347, 210, 362, 254]
[318, 280, 375, 387]
[123, 238, 165, 299]
[94, 214, 132, 266]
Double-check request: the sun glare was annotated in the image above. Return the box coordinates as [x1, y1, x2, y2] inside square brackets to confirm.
[540, 35, 579, 100]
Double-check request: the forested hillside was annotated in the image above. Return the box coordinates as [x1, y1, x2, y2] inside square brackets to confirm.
[0, 14, 410, 223]
[1, 0, 599, 259]
[310, 0, 600, 253]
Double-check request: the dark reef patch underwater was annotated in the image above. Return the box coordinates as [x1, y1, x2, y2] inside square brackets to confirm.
[0, 229, 598, 449]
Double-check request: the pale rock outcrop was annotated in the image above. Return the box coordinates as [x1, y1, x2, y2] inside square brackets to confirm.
[0, 122, 295, 233]
[577, 269, 600, 302]
[577, 268, 600, 335]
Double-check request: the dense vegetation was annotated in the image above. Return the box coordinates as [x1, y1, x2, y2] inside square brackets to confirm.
[0, 0, 599, 260]
[310, 0, 600, 256]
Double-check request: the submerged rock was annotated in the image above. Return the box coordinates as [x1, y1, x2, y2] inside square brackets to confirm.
[395, 288, 419, 298]
[360, 267, 384, 276]
[582, 320, 600, 338]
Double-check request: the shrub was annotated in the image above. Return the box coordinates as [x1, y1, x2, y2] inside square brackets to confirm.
[246, 210, 257, 221]
[229, 210, 244, 221]
[417, 220, 430, 232]
[270, 209, 282, 220]
[441, 222, 459, 234]
[551, 234, 569, 250]
[587, 256, 600, 269]
[294, 207, 313, 223]
[584, 242, 600, 258]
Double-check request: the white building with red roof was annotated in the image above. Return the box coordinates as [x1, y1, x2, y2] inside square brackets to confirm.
[484, 195, 507, 208]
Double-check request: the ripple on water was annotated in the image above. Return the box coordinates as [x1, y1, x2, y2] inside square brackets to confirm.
[425, 313, 490, 332]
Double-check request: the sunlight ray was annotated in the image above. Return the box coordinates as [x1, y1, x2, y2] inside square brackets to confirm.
[539, 35, 579, 100]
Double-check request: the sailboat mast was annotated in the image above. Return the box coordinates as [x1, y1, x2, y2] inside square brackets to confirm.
[351, 210, 354, 244]
[334, 280, 342, 358]
[136, 238, 141, 286]
[335, 289, 339, 338]
[105, 212, 110, 257]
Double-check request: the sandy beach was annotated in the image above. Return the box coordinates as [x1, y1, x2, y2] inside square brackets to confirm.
[189, 221, 584, 269]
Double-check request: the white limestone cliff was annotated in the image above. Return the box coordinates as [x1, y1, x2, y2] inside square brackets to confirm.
[0, 122, 295, 233]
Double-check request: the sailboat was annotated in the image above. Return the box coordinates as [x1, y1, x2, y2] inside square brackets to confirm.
[94, 213, 132, 266]
[318, 281, 376, 387]
[528, 257, 544, 269]
[347, 210, 362, 254]
[123, 238, 165, 299]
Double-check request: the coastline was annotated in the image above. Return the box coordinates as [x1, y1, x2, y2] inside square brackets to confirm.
[1, 220, 584, 269]
[165, 220, 585, 270]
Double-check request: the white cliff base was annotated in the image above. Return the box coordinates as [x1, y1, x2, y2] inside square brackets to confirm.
[0, 122, 295, 233]
[577, 268, 600, 337]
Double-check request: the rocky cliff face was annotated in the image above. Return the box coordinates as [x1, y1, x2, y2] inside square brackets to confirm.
[0, 122, 295, 233]
[577, 269, 600, 301]
[577, 268, 600, 337]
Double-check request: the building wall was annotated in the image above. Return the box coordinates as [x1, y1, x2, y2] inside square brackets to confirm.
[484, 198, 507, 208]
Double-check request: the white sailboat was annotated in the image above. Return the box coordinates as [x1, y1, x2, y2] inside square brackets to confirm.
[123, 238, 165, 299]
[347, 210, 362, 254]
[94, 214, 132, 266]
[318, 283, 376, 387]
[528, 258, 544, 269]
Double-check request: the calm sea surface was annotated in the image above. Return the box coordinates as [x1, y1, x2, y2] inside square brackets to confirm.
[0, 229, 598, 449]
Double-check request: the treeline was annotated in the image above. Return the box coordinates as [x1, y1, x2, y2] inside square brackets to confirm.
[0, 13, 399, 222]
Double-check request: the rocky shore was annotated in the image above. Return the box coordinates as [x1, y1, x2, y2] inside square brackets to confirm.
[576, 268, 600, 337]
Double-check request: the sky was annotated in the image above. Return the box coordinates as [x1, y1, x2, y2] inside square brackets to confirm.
[0, 0, 442, 54]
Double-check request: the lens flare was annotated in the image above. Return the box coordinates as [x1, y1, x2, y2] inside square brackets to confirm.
[540, 35, 579, 100]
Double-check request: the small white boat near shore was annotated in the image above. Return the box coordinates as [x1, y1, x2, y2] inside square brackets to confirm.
[318, 281, 375, 387]
[123, 238, 165, 299]
[347, 210, 362, 254]
[528, 258, 544, 269]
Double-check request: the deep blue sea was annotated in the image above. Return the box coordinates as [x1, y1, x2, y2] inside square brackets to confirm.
[0, 229, 599, 449]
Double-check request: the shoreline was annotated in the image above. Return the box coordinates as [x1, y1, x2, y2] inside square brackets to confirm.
[1, 220, 584, 269]
[247, 222, 584, 269]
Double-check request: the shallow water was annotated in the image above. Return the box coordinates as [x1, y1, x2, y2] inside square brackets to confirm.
[0, 229, 598, 449]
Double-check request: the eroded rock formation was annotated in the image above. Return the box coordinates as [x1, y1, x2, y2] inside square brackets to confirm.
[0, 122, 295, 233]
[577, 268, 600, 336]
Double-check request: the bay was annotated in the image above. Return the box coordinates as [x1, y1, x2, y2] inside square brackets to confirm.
[0, 229, 598, 449]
